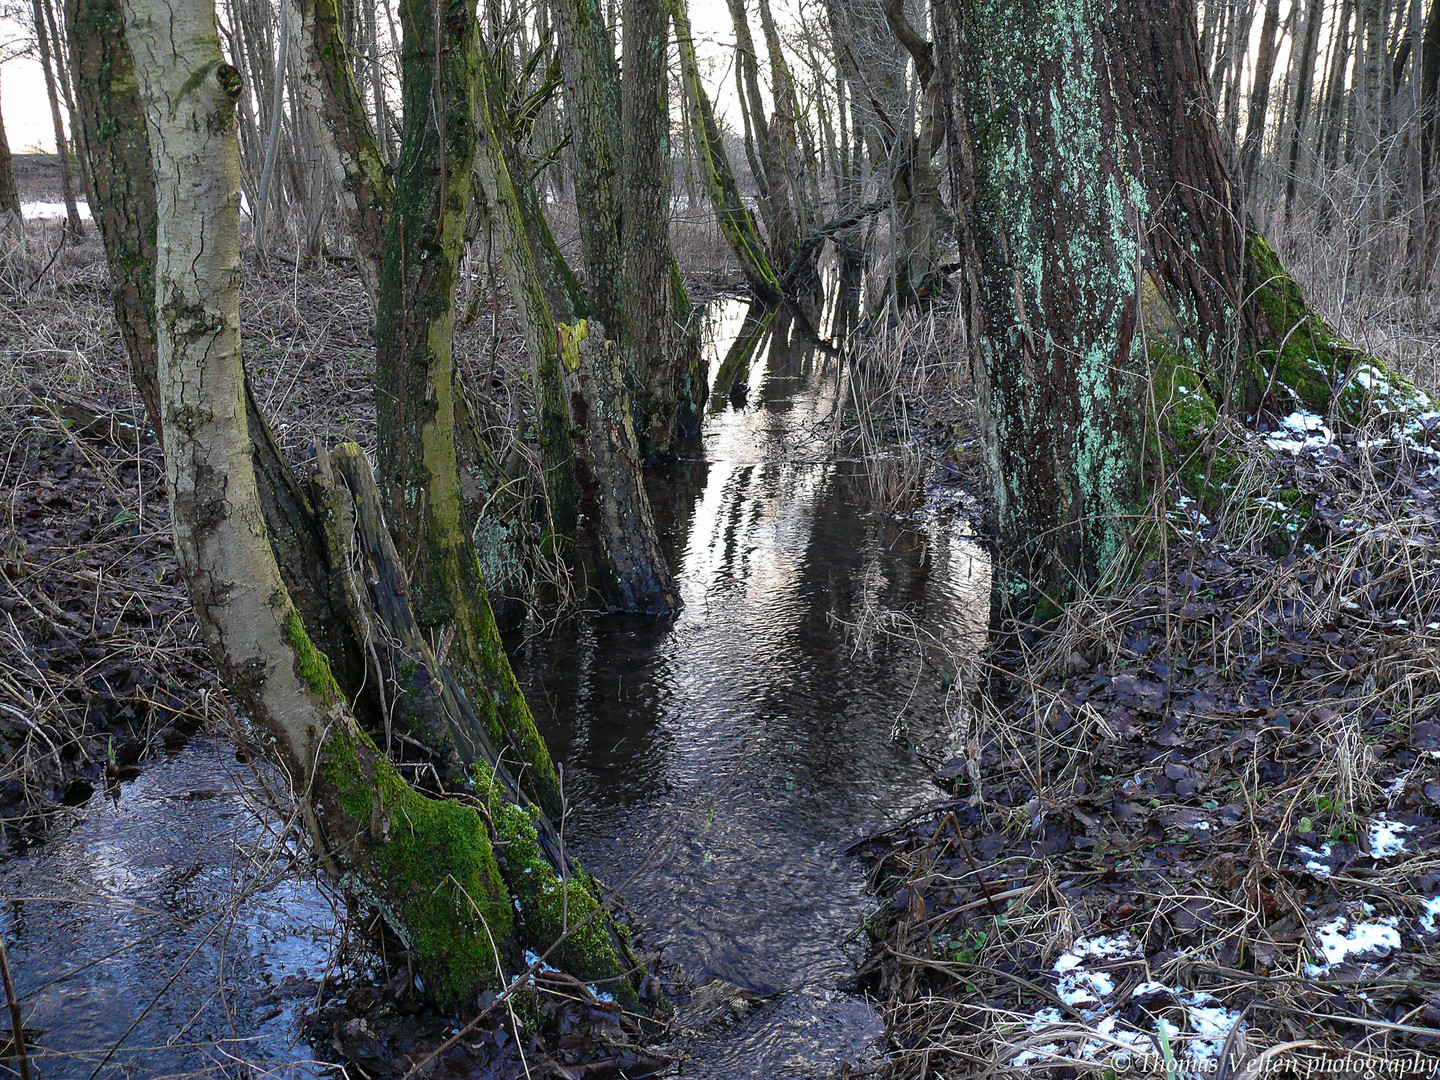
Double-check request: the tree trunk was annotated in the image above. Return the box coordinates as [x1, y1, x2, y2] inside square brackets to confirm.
[115, 0, 518, 1009]
[1419, 0, 1439, 275]
[933, 0, 1254, 606]
[554, 0, 625, 333]
[0, 80, 22, 251]
[1240, 0, 1284, 192]
[474, 45, 680, 614]
[374, 0, 564, 810]
[621, 0, 680, 460]
[32, 0, 84, 239]
[1285, 0, 1327, 219]
[672, 0, 781, 301]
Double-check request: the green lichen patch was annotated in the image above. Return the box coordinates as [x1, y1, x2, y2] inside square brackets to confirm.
[471, 763, 635, 1005]
[322, 727, 514, 1011]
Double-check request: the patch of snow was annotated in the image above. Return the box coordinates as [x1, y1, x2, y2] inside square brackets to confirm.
[1418, 897, 1440, 935]
[1054, 935, 1137, 973]
[1369, 816, 1413, 859]
[1263, 410, 1333, 455]
[1308, 915, 1401, 972]
[21, 200, 93, 221]
[1296, 841, 1334, 877]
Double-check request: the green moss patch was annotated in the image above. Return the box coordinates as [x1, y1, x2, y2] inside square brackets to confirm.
[322, 727, 515, 1011]
[472, 763, 634, 1004]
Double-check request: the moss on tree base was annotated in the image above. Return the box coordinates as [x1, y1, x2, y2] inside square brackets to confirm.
[320, 725, 515, 1011]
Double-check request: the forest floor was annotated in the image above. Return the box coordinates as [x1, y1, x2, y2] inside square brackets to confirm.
[853, 295, 1440, 1075]
[10, 151, 1440, 1077]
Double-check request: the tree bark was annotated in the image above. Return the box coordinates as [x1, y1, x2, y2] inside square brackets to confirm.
[115, 0, 518, 1008]
[621, 0, 680, 460]
[32, 0, 84, 239]
[374, 0, 564, 809]
[672, 0, 781, 301]
[1240, 0, 1284, 191]
[933, 0, 1252, 606]
[0, 80, 22, 250]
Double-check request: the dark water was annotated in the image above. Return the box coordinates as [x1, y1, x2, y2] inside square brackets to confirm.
[0, 738, 338, 1078]
[0, 297, 987, 1080]
[516, 299, 990, 1077]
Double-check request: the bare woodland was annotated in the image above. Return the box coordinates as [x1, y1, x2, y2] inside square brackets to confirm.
[0, 0, 1439, 1076]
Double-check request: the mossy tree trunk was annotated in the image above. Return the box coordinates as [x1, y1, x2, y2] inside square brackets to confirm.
[113, 0, 517, 1009]
[932, 0, 1303, 609]
[475, 45, 680, 614]
[672, 0, 781, 302]
[373, 0, 564, 809]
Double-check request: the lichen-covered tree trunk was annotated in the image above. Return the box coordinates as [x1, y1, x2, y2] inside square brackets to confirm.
[933, 0, 1255, 606]
[373, 0, 562, 809]
[115, 0, 516, 1008]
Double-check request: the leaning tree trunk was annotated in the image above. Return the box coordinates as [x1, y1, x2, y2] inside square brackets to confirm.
[114, 0, 520, 1009]
[374, 0, 564, 809]
[933, 0, 1295, 609]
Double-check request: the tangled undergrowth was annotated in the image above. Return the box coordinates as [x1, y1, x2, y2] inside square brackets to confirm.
[850, 292, 1440, 1075]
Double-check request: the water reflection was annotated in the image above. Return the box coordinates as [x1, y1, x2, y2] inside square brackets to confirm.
[517, 297, 990, 1076]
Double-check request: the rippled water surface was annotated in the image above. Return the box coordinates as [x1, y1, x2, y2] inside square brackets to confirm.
[516, 298, 990, 1077]
[0, 738, 337, 1078]
[1, 296, 987, 1080]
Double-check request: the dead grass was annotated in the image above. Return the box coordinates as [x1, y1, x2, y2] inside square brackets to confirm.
[847, 192, 1440, 1077]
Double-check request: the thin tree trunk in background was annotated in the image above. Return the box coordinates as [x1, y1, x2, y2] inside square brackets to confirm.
[32, 0, 83, 238]
[1419, 0, 1439, 275]
[1321, 0, 1357, 169]
[621, 0, 680, 460]
[290, 0, 391, 304]
[554, 0, 624, 333]
[42, 0, 90, 203]
[1286, 0, 1327, 219]
[0, 81, 22, 250]
[672, 0, 781, 300]
[1241, 0, 1284, 191]
[254, 0, 289, 256]
[1224, 0, 1258, 148]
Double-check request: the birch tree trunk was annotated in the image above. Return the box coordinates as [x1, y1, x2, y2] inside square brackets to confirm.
[114, 0, 519, 1008]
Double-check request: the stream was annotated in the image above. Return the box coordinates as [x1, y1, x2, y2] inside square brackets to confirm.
[515, 297, 990, 1077]
[0, 296, 989, 1079]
